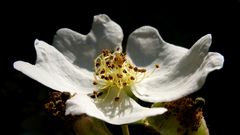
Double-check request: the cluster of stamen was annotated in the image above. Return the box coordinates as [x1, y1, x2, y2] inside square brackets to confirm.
[89, 49, 160, 101]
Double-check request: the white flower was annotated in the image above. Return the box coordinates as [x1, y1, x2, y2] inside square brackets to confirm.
[13, 14, 224, 125]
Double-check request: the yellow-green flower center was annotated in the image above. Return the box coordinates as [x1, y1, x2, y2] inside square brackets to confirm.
[90, 49, 159, 101]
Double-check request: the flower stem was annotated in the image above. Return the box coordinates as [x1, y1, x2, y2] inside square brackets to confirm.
[121, 124, 130, 135]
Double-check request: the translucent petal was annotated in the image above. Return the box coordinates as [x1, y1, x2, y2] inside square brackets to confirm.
[53, 14, 123, 71]
[14, 40, 93, 94]
[66, 88, 167, 125]
[127, 26, 224, 102]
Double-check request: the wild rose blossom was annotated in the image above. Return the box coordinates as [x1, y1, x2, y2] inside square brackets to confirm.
[14, 14, 224, 125]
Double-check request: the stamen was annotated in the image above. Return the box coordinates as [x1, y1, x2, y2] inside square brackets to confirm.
[134, 67, 138, 72]
[102, 49, 110, 56]
[146, 63, 160, 77]
[130, 76, 135, 80]
[104, 76, 109, 80]
[109, 75, 113, 80]
[93, 91, 98, 95]
[101, 75, 105, 79]
[109, 56, 114, 60]
[90, 94, 95, 98]
[93, 49, 156, 102]
[89, 91, 102, 98]
[96, 62, 100, 67]
[93, 81, 98, 85]
[138, 68, 146, 73]
[100, 69, 105, 74]
[117, 74, 123, 78]
[115, 97, 120, 101]
[97, 92, 103, 97]
[101, 87, 111, 101]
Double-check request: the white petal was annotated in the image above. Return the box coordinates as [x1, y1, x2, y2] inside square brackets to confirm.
[65, 89, 167, 125]
[14, 40, 94, 94]
[127, 28, 224, 102]
[127, 26, 188, 70]
[53, 14, 123, 71]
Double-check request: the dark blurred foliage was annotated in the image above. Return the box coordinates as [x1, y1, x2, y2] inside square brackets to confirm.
[1, 1, 239, 135]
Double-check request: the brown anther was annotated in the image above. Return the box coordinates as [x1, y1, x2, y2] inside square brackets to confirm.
[90, 91, 97, 98]
[108, 75, 113, 80]
[118, 65, 122, 68]
[155, 64, 160, 68]
[128, 65, 133, 69]
[115, 97, 120, 101]
[134, 67, 138, 72]
[93, 91, 98, 95]
[90, 94, 95, 98]
[123, 69, 127, 73]
[130, 76, 135, 80]
[117, 74, 123, 78]
[110, 56, 114, 60]
[107, 64, 113, 68]
[104, 76, 109, 80]
[90, 91, 103, 98]
[96, 62, 100, 67]
[123, 82, 127, 86]
[93, 81, 98, 85]
[114, 53, 125, 66]
[102, 49, 110, 56]
[97, 92, 103, 97]
[120, 52, 125, 56]
[94, 91, 103, 97]
[116, 47, 120, 51]
[101, 75, 105, 79]
[100, 69, 105, 74]
[138, 68, 146, 73]
[106, 61, 110, 65]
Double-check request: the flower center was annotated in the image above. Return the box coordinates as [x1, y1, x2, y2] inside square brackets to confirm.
[89, 49, 159, 101]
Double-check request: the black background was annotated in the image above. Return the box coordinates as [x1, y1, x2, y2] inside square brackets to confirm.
[1, 1, 239, 135]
